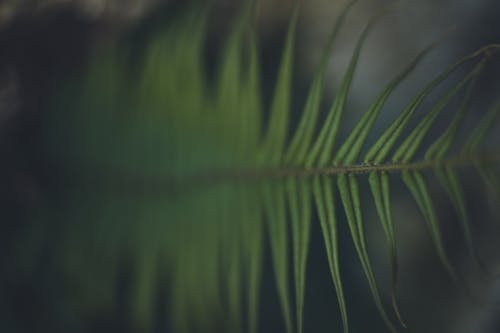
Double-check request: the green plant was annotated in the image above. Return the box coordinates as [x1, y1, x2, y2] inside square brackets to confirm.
[35, 1, 500, 333]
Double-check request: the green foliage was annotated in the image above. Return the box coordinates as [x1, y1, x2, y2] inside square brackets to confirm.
[38, 1, 500, 333]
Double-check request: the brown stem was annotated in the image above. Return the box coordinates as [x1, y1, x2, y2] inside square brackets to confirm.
[54, 152, 500, 195]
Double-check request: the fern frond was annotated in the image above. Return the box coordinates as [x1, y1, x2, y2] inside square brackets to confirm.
[35, 2, 500, 333]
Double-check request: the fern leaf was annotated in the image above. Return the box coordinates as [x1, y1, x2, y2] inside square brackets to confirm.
[241, 29, 263, 157]
[285, 0, 358, 166]
[401, 171, 459, 283]
[27, 2, 500, 333]
[462, 100, 500, 153]
[287, 178, 312, 333]
[338, 173, 398, 332]
[368, 171, 405, 326]
[463, 100, 500, 218]
[306, 16, 374, 167]
[312, 176, 349, 333]
[264, 183, 293, 333]
[334, 43, 432, 166]
[260, 5, 299, 166]
[241, 188, 264, 333]
[392, 60, 485, 163]
[436, 167, 484, 268]
[364, 48, 491, 164]
[424, 75, 477, 160]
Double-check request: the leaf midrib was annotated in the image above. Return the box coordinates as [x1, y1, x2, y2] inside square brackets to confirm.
[54, 151, 500, 194]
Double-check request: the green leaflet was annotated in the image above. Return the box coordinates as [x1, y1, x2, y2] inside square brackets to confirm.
[338, 174, 397, 332]
[241, 29, 263, 161]
[216, 9, 248, 169]
[401, 171, 459, 284]
[285, 0, 358, 166]
[334, 38, 434, 167]
[424, 77, 486, 272]
[392, 59, 486, 163]
[260, 5, 299, 166]
[225, 191, 244, 332]
[169, 188, 225, 333]
[424, 75, 477, 160]
[243, 190, 264, 333]
[364, 47, 494, 164]
[435, 167, 485, 270]
[464, 100, 500, 220]
[263, 183, 293, 333]
[462, 100, 500, 153]
[312, 176, 348, 333]
[306, 16, 374, 167]
[287, 178, 312, 333]
[368, 171, 405, 327]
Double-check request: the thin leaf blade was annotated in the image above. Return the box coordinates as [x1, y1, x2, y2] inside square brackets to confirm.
[338, 174, 397, 332]
[312, 176, 349, 333]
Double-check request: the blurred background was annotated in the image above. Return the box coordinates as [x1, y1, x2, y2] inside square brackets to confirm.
[1, 0, 500, 332]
